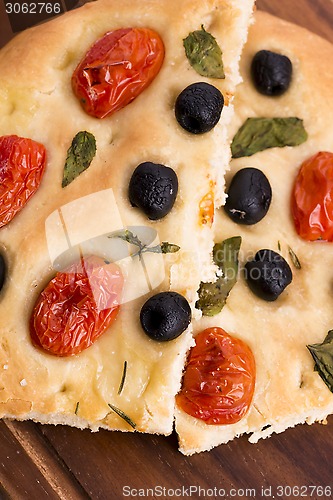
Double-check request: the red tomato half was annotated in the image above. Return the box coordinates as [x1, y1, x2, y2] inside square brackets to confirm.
[176, 327, 256, 425]
[30, 256, 124, 356]
[72, 28, 165, 119]
[0, 135, 46, 228]
[292, 151, 333, 241]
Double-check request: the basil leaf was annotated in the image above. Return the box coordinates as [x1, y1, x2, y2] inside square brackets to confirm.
[62, 131, 96, 187]
[231, 117, 308, 158]
[307, 330, 333, 393]
[108, 403, 136, 429]
[196, 236, 241, 316]
[183, 25, 225, 79]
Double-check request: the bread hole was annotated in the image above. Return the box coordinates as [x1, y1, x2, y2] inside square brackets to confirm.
[0, 339, 9, 354]
[38, 88, 56, 97]
[299, 374, 305, 389]
[8, 102, 16, 115]
[56, 50, 78, 71]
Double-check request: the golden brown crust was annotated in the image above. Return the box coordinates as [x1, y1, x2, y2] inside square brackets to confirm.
[176, 11, 333, 454]
[0, 0, 254, 433]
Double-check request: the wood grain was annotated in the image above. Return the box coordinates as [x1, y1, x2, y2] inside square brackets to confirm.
[257, 0, 333, 43]
[0, 420, 89, 499]
[1, 1, 333, 499]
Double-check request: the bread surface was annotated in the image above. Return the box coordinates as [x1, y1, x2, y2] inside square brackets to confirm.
[0, 0, 254, 434]
[176, 10, 333, 454]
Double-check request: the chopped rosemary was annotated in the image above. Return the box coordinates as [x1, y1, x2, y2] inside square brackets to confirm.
[288, 246, 302, 270]
[108, 403, 136, 429]
[150, 242, 180, 254]
[109, 230, 180, 258]
[278, 240, 281, 252]
[118, 361, 127, 395]
[75, 402, 80, 415]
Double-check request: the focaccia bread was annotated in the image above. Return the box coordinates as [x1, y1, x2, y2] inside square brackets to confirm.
[176, 11, 333, 454]
[0, 0, 254, 434]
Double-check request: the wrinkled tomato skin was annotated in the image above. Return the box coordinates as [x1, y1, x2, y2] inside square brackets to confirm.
[0, 135, 46, 228]
[176, 327, 256, 425]
[30, 256, 124, 356]
[292, 152, 333, 241]
[72, 28, 165, 119]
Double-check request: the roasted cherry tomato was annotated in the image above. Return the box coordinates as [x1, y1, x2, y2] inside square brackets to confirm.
[72, 28, 165, 119]
[292, 152, 333, 241]
[30, 255, 123, 356]
[176, 327, 256, 425]
[0, 135, 46, 228]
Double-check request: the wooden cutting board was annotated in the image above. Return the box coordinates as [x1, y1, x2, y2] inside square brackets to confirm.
[1, 1, 333, 498]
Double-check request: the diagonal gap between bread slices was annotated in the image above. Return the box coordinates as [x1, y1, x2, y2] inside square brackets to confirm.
[175, 10, 333, 455]
[0, 0, 255, 436]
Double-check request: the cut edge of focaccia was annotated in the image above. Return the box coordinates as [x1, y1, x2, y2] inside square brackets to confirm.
[176, 10, 333, 454]
[0, 0, 254, 436]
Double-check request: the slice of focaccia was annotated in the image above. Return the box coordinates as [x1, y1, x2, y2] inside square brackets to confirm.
[0, 0, 254, 434]
[176, 11, 333, 454]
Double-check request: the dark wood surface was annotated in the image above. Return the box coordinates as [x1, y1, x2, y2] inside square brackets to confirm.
[1, 1, 333, 499]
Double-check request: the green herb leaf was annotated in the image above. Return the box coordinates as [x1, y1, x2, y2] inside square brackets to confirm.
[183, 25, 225, 79]
[118, 361, 127, 395]
[288, 246, 302, 270]
[196, 236, 242, 316]
[75, 402, 80, 415]
[109, 230, 180, 257]
[108, 403, 136, 429]
[307, 330, 333, 393]
[231, 117, 308, 159]
[62, 131, 96, 187]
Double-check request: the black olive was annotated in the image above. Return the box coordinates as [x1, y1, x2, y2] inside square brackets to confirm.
[0, 254, 6, 292]
[129, 162, 178, 220]
[224, 168, 272, 225]
[175, 82, 224, 134]
[140, 291, 191, 341]
[245, 249, 292, 301]
[251, 50, 292, 96]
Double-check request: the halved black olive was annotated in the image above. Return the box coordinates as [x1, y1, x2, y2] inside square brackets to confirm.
[140, 291, 191, 341]
[129, 162, 178, 220]
[175, 82, 224, 134]
[245, 249, 292, 301]
[224, 167, 272, 225]
[251, 50, 292, 96]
